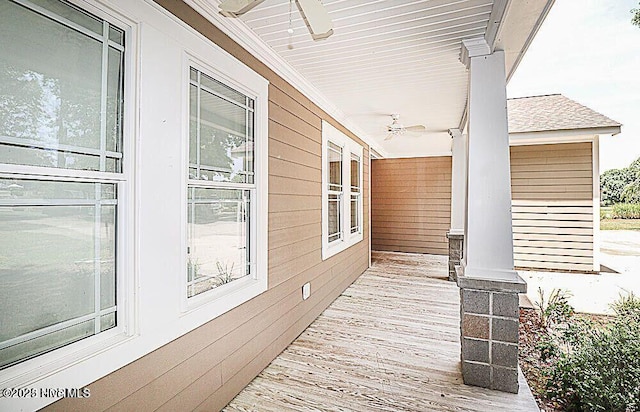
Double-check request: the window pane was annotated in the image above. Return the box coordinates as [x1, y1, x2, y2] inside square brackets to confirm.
[200, 89, 246, 138]
[30, 0, 104, 35]
[189, 68, 253, 183]
[351, 195, 359, 233]
[246, 110, 255, 185]
[108, 25, 124, 46]
[100, 206, 117, 310]
[200, 71, 248, 107]
[0, 1, 123, 173]
[106, 46, 125, 162]
[187, 188, 250, 298]
[351, 154, 360, 191]
[328, 193, 341, 243]
[328, 143, 342, 191]
[0, 179, 117, 369]
[189, 84, 198, 175]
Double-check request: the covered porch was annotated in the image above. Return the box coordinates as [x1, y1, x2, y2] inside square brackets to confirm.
[0, 0, 559, 410]
[226, 252, 538, 411]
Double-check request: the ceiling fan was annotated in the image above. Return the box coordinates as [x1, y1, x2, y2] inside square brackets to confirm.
[219, 0, 334, 40]
[385, 114, 426, 140]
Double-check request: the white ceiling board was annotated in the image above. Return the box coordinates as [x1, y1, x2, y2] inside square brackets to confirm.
[221, 0, 495, 156]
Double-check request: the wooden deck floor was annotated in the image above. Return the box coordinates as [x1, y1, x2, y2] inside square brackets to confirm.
[225, 251, 539, 411]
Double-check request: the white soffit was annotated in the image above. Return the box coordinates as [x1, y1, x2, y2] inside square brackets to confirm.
[201, 0, 492, 157]
[495, 0, 556, 81]
[194, 0, 553, 158]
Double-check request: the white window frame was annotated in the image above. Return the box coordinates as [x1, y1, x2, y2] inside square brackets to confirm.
[181, 56, 268, 314]
[0, 0, 136, 394]
[321, 121, 363, 260]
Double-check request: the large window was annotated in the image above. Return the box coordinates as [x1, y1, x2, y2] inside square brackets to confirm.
[321, 121, 363, 260]
[0, 0, 125, 369]
[187, 66, 257, 300]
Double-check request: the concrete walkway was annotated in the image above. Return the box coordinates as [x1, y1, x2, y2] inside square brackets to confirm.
[521, 230, 640, 314]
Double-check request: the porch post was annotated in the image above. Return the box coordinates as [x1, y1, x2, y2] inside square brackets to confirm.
[447, 128, 466, 282]
[456, 38, 526, 394]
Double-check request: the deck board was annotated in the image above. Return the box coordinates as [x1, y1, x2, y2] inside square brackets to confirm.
[225, 251, 539, 412]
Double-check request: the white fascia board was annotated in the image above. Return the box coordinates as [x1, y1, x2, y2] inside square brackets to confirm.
[182, 0, 388, 158]
[509, 126, 621, 145]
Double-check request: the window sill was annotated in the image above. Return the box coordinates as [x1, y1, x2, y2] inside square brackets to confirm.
[322, 232, 364, 261]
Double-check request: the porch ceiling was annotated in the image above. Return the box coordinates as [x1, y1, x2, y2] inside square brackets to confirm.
[204, 0, 554, 157]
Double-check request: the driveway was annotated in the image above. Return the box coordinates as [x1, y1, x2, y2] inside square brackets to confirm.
[521, 230, 640, 315]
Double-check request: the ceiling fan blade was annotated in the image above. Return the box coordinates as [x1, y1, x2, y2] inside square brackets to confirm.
[404, 125, 426, 132]
[384, 133, 394, 141]
[296, 0, 334, 40]
[219, 0, 265, 15]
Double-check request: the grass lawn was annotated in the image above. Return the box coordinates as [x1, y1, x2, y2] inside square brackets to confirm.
[600, 219, 640, 230]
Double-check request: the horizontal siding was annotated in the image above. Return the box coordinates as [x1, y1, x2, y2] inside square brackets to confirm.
[510, 143, 594, 272]
[47, 2, 370, 411]
[369, 142, 595, 272]
[511, 143, 592, 202]
[371, 157, 451, 255]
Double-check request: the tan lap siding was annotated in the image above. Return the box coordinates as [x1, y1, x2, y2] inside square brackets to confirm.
[46, 2, 370, 411]
[371, 157, 452, 255]
[510, 142, 594, 272]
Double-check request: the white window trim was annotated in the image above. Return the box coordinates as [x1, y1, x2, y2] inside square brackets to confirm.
[321, 120, 363, 260]
[180, 54, 269, 315]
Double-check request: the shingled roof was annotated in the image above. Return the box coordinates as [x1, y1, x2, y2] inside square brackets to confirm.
[508, 94, 621, 134]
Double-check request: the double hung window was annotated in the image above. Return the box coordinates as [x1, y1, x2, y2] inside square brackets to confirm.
[0, 0, 126, 369]
[321, 121, 363, 260]
[186, 67, 256, 300]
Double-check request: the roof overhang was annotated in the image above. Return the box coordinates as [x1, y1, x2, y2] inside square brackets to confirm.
[495, 0, 556, 82]
[178, 0, 557, 158]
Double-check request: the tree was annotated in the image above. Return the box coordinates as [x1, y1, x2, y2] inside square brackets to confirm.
[601, 168, 632, 205]
[601, 157, 640, 205]
[622, 158, 640, 203]
[633, 2, 640, 27]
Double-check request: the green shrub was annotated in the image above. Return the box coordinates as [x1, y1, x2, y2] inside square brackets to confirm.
[535, 288, 574, 331]
[611, 203, 640, 219]
[610, 291, 640, 321]
[542, 293, 640, 412]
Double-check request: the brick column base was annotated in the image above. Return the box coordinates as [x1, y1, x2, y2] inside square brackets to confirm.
[446, 232, 464, 282]
[456, 267, 526, 393]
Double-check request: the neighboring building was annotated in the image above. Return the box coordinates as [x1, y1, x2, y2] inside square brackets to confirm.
[509, 94, 621, 272]
[372, 94, 621, 273]
[1, 0, 580, 410]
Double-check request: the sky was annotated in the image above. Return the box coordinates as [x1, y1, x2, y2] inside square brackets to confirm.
[507, 0, 640, 172]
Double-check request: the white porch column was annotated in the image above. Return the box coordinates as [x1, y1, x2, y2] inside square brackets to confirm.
[456, 38, 526, 394]
[446, 128, 467, 281]
[460, 39, 517, 281]
[449, 128, 467, 234]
